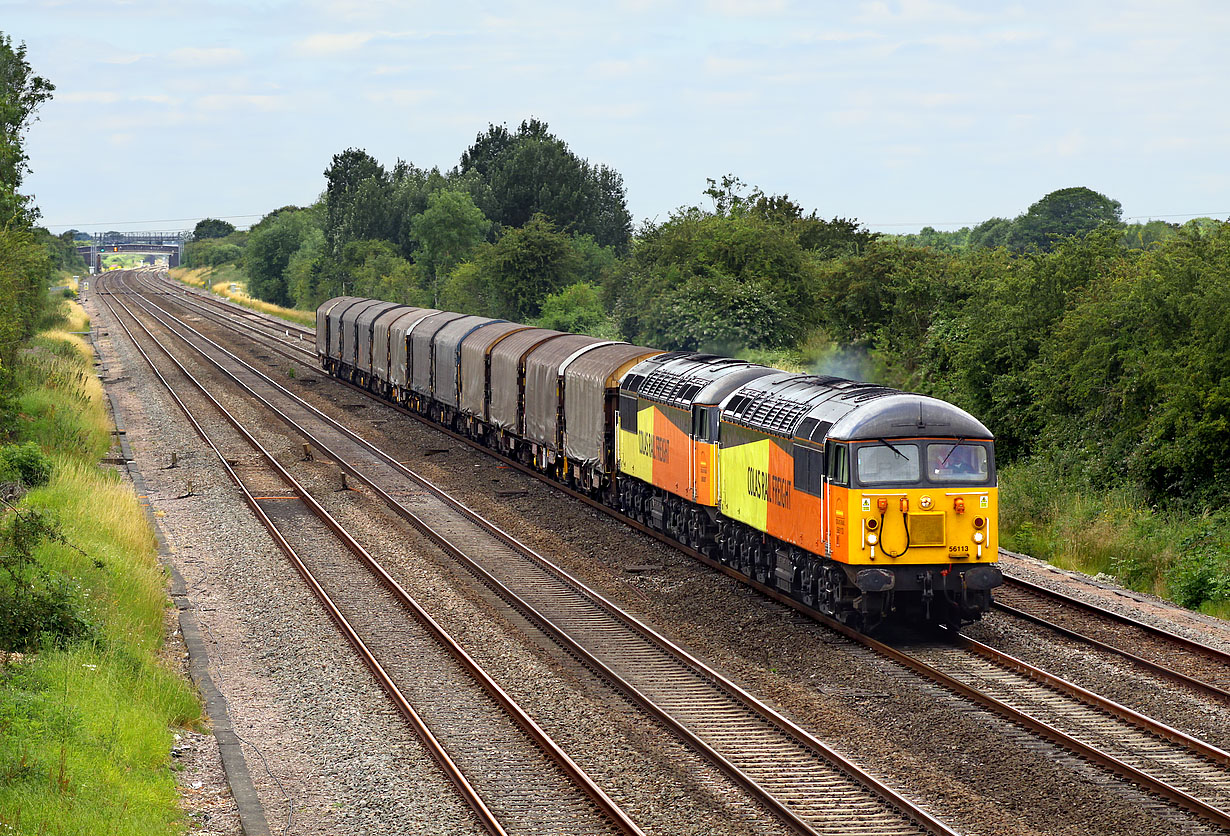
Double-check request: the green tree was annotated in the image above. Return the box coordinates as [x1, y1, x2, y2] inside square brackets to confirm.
[438, 258, 497, 317]
[811, 240, 969, 380]
[38, 228, 87, 273]
[245, 208, 320, 306]
[968, 217, 1012, 249]
[1007, 186, 1123, 251]
[184, 238, 241, 268]
[0, 32, 54, 226]
[323, 148, 386, 256]
[286, 227, 326, 308]
[704, 174, 878, 256]
[533, 282, 620, 338]
[1034, 224, 1230, 504]
[340, 239, 424, 305]
[0, 226, 51, 430]
[410, 189, 490, 306]
[458, 119, 632, 252]
[193, 218, 236, 240]
[615, 201, 817, 350]
[480, 214, 582, 321]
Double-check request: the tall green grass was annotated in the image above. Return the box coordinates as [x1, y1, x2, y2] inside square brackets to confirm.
[999, 456, 1230, 618]
[1, 299, 202, 834]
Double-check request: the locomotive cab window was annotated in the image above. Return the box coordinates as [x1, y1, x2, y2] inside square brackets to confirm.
[856, 442, 920, 485]
[825, 442, 848, 486]
[926, 442, 989, 483]
[692, 405, 718, 441]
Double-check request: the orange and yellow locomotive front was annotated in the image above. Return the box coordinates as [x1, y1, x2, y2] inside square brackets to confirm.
[718, 426, 999, 574]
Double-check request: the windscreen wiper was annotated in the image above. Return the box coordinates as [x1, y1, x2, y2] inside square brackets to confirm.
[938, 437, 967, 467]
[876, 438, 907, 460]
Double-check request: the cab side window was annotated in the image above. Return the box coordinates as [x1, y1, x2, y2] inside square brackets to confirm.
[825, 442, 848, 486]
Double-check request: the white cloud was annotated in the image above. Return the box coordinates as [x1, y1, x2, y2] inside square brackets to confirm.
[1046, 129, 1087, 158]
[589, 58, 654, 80]
[705, 0, 788, 15]
[100, 53, 151, 65]
[579, 102, 647, 120]
[363, 89, 436, 106]
[293, 32, 376, 54]
[57, 91, 122, 104]
[169, 47, 243, 67]
[195, 94, 286, 112]
[856, 0, 989, 25]
[703, 56, 764, 76]
[132, 94, 179, 105]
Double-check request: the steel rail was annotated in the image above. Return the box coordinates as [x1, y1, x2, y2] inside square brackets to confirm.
[97, 273, 645, 836]
[130, 270, 319, 354]
[113, 271, 956, 836]
[136, 274, 1230, 831]
[993, 598, 1230, 701]
[96, 274, 508, 836]
[147, 268, 316, 337]
[322, 376, 1230, 830]
[995, 576, 1230, 699]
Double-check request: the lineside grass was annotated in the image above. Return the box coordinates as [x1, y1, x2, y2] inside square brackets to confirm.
[999, 456, 1230, 619]
[169, 266, 316, 327]
[0, 297, 202, 834]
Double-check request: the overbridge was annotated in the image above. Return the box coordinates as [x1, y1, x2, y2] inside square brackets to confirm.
[77, 231, 188, 272]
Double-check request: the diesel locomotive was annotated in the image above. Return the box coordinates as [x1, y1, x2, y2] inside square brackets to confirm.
[317, 296, 1002, 629]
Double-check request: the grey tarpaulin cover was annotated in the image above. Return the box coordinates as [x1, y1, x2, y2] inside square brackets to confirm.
[563, 343, 662, 470]
[432, 316, 500, 408]
[459, 322, 532, 419]
[523, 334, 607, 449]
[316, 296, 355, 357]
[340, 299, 386, 368]
[371, 306, 422, 382]
[388, 309, 440, 388]
[329, 298, 369, 362]
[355, 301, 404, 374]
[487, 328, 566, 431]
[410, 312, 466, 396]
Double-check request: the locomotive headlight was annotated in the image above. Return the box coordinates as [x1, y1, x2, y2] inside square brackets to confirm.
[867, 533, 878, 546]
[972, 531, 985, 544]
[919, 496, 933, 510]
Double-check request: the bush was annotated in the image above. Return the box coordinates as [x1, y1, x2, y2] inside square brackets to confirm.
[1167, 519, 1230, 609]
[0, 441, 53, 487]
[0, 508, 92, 652]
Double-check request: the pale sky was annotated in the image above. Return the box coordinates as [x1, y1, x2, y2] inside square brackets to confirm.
[6, 0, 1229, 235]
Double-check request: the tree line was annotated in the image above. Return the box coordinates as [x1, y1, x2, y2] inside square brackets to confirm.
[1, 32, 87, 434]
[189, 121, 1228, 519]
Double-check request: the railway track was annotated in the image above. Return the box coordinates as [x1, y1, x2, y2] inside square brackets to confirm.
[102, 271, 958, 836]
[122, 269, 1230, 831]
[96, 273, 643, 836]
[994, 575, 1230, 700]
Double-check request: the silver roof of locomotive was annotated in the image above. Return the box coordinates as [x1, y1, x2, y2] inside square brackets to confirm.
[826, 393, 993, 441]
